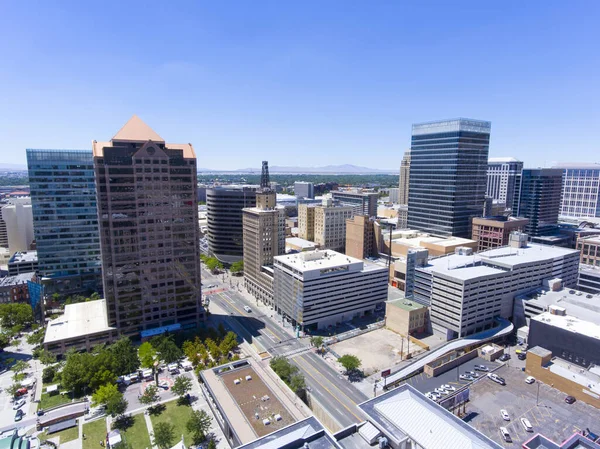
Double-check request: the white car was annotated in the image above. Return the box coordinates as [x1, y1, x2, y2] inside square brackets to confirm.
[525, 376, 536, 384]
[441, 384, 456, 392]
[465, 371, 479, 378]
[12, 399, 25, 410]
[500, 409, 510, 421]
[434, 388, 448, 396]
[459, 374, 473, 381]
[521, 417, 533, 432]
[425, 392, 435, 400]
[243, 306, 252, 313]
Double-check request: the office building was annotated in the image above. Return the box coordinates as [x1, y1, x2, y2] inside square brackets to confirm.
[273, 250, 388, 330]
[388, 188, 400, 204]
[471, 216, 529, 251]
[517, 168, 564, 236]
[243, 185, 285, 306]
[345, 215, 376, 259]
[414, 233, 579, 339]
[385, 298, 428, 336]
[331, 190, 378, 217]
[298, 204, 316, 241]
[407, 118, 490, 238]
[8, 251, 38, 276]
[398, 149, 411, 205]
[27, 149, 103, 294]
[577, 235, 600, 266]
[206, 186, 257, 264]
[554, 163, 600, 218]
[314, 201, 354, 252]
[578, 265, 600, 294]
[93, 115, 203, 337]
[0, 199, 34, 254]
[384, 229, 477, 258]
[294, 181, 314, 199]
[487, 157, 523, 212]
[0, 272, 35, 304]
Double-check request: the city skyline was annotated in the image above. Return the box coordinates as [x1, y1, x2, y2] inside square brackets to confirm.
[1, 2, 599, 169]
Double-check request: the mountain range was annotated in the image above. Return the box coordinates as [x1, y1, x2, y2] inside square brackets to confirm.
[197, 164, 395, 174]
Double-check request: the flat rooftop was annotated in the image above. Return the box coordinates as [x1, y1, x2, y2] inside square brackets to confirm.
[8, 251, 37, 263]
[392, 234, 475, 248]
[274, 250, 364, 273]
[579, 235, 600, 245]
[44, 299, 115, 343]
[479, 243, 579, 267]
[422, 253, 505, 281]
[548, 357, 600, 396]
[285, 237, 316, 249]
[0, 272, 35, 286]
[518, 287, 600, 322]
[532, 312, 600, 341]
[387, 298, 425, 312]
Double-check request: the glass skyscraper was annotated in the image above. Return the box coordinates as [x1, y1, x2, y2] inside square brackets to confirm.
[517, 168, 564, 236]
[26, 149, 102, 293]
[407, 119, 491, 238]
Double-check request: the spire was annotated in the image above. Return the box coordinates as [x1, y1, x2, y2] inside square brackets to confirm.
[112, 115, 165, 143]
[260, 161, 271, 190]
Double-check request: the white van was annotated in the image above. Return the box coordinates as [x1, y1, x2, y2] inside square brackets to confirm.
[168, 363, 179, 374]
[142, 369, 153, 381]
[244, 306, 252, 313]
[521, 417, 533, 432]
[499, 427, 512, 443]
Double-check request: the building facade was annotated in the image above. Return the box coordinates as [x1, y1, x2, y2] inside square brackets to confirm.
[273, 250, 388, 330]
[0, 272, 34, 304]
[577, 235, 600, 266]
[388, 188, 400, 204]
[297, 204, 315, 241]
[398, 150, 411, 205]
[517, 168, 564, 237]
[8, 251, 38, 276]
[345, 215, 376, 259]
[313, 204, 354, 252]
[26, 149, 103, 294]
[0, 199, 34, 254]
[206, 186, 257, 264]
[407, 118, 490, 238]
[331, 190, 378, 217]
[294, 181, 314, 199]
[93, 115, 203, 337]
[471, 216, 529, 251]
[486, 157, 523, 212]
[554, 163, 600, 218]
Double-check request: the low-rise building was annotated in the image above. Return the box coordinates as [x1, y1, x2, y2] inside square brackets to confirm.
[471, 216, 529, 251]
[0, 272, 34, 304]
[385, 298, 428, 336]
[7, 250, 38, 276]
[273, 250, 388, 331]
[383, 229, 477, 258]
[345, 215, 376, 260]
[285, 237, 316, 253]
[578, 235, 600, 266]
[578, 264, 600, 294]
[44, 299, 117, 355]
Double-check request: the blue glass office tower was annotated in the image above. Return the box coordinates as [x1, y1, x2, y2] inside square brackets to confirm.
[407, 119, 491, 238]
[26, 149, 102, 294]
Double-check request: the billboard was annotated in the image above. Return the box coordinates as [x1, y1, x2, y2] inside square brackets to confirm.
[381, 369, 391, 378]
[439, 388, 470, 410]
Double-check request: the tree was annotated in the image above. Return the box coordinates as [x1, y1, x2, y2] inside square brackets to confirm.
[171, 375, 192, 399]
[310, 336, 324, 351]
[207, 439, 217, 449]
[139, 384, 159, 407]
[42, 366, 56, 383]
[230, 260, 244, 275]
[61, 348, 117, 394]
[0, 303, 33, 328]
[153, 422, 175, 449]
[338, 354, 361, 374]
[106, 394, 128, 417]
[110, 337, 140, 376]
[12, 360, 29, 375]
[7, 383, 22, 397]
[205, 257, 223, 273]
[205, 338, 221, 361]
[186, 409, 212, 445]
[26, 329, 45, 346]
[219, 331, 238, 356]
[37, 348, 57, 365]
[92, 383, 121, 407]
[138, 342, 157, 369]
[0, 333, 10, 351]
[289, 374, 306, 395]
[150, 335, 182, 364]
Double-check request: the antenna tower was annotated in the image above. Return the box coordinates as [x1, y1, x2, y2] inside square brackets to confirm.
[260, 161, 270, 190]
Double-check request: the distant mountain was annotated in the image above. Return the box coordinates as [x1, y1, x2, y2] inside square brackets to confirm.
[198, 164, 394, 174]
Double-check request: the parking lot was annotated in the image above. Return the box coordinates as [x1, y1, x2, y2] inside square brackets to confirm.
[466, 363, 600, 447]
[122, 367, 194, 410]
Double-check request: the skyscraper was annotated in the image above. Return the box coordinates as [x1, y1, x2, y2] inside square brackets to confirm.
[517, 168, 564, 237]
[93, 116, 203, 337]
[398, 150, 411, 205]
[407, 118, 490, 238]
[553, 163, 600, 218]
[26, 149, 102, 294]
[486, 157, 523, 212]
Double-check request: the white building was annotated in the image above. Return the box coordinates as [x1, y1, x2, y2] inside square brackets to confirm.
[273, 250, 388, 330]
[0, 198, 34, 254]
[553, 163, 600, 218]
[486, 157, 523, 212]
[388, 188, 400, 204]
[414, 232, 580, 340]
[294, 181, 314, 199]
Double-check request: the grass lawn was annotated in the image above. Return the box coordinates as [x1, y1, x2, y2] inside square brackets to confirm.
[40, 423, 79, 444]
[39, 392, 71, 409]
[82, 418, 107, 449]
[119, 414, 151, 448]
[150, 401, 195, 447]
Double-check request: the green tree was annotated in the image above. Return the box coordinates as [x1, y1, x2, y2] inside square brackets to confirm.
[110, 337, 140, 376]
[0, 333, 10, 351]
[42, 366, 56, 383]
[26, 329, 45, 346]
[205, 257, 223, 273]
[205, 338, 221, 361]
[171, 375, 192, 399]
[217, 323, 227, 339]
[139, 384, 159, 407]
[138, 342, 158, 369]
[61, 348, 116, 394]
[289, 374, 306, 395]
[12, 360, 29, 375]
[7, 383, 22, 397]
[92, 383, 121, 407]
[153, 422, 175, 449]
[230, 260, 244, 275]
[106, 394, 128, 417]
[186, 409, 212, 445]
[207, 439, 217, 449]
[150, 335, 182, 364]
[338, 354, 361, 374]
[219, 331, 238, 356]
[38, 349, 57, 365]
[0, 303, 33, 328]
[310, 336, 324, 351]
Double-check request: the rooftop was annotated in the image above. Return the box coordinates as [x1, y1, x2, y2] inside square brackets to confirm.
[285, 237, 316, 249]
[547, 357, 600, 396]
[579, 235, 600, 245]
[237, 417, 340, 449]
[552, 163, 600, 170]
[412, 118, 491, 136]
[44, 299, 115, 344]
[274, 250, 370, 273]
[0, 272, 35, 287]
[479, 243, 579, 267]
[517, 287, 600, 322]
[488, 157, 521, 163]
[387, 298, 426, 312]
[532, 312, 600, 341]
[358, 384, 502, 449]
[8, 251, 37, 264]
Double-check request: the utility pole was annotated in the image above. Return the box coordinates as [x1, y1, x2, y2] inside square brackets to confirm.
[536, 382, 540, 406]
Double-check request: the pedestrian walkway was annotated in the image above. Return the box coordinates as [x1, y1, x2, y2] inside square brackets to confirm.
[144, 412, 157, 449]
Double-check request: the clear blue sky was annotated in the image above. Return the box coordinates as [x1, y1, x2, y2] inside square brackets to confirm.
[1, 1, 598, 170]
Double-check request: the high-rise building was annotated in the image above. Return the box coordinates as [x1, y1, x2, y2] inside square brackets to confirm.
[407, 118, 490, 238]
[298, 204, 316, 241]
[206, 186, 257, 264]
[553, 163, 600, 218]
[0, 198, 34, 254]
[388, 188, 400, 204]
[242, 189, 285, 305]
[517, 168, 564, 236]
[26, 149, 103, 293]
[398, 150, 411, 205]
[294, 181, 314, 200]
[486, 157, 523, 212]
[93, 115, 203, 337]
[331, 190, 378, 217]
[345, 215, 376, 259]
[298, 196, 354, 252]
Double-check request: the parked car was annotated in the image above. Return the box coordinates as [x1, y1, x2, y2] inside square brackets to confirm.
[499, 353, 511, 362]
[488, 373, 506, 385]
[565, 395, 576, 404]
[500, 409, 510, 421]
[434, 388, 448, 396]
[499, 427, 512, 443]
[158, 380, 169, 390]
[243, 306, 252, 313]
[525, 376, 536, 384]
[465, 371, 479, 378]
[425, 392, 436, 400]
[15, 387, 28, 397]
[474, 365, 489, 372]
[521, 417, 533, 432]
[459, 374, 473, 381]
[14, 409, 24, 421]
[441, 384, 456, 392]
[167, 363, 179, 374]
[518, 353, 527, 360]
[12, 399, 25, 410]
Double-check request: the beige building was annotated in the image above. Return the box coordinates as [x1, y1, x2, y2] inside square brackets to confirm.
[243, 191, 286, 305]
[298, 204, 315, 241]
[577, 235, 600, 267]
[93, 115, 203, 337]
[472, 216, 529, 251]
[398, 150, 411, 205]
[383, 229, 477, 258]
[386, 298, 428, 336]
[345, 215, 376, 259]
[299, 199, 354, 253]
[285, 237, 316, 253]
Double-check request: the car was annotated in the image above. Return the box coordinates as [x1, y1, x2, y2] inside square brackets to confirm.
[465, 371, 479, 378]
[243, 306, 252, 313]
[14, 409, 24, 422]
[499, 427, 512, 443]
[167, 363, 179, 374]
[474, 365, 489, 372]
[434, 388, 448, 396]
[499, 353, 511, 362]
[15, 387, 28, 397]
[441, 384, 456, 392]
[425, 392, 435, 400]
[12, 399, 25, 410]
[37, 409, 45, 416]
[488, 373, 506, 385]
[459, 374, 473, 381]
[518, 353, 527, 360]
[158, 380, 169, 390]
[500, 409, 510, 421]
[565, 395, 576, 404]
[521, 417, 533, 432]
[525, 376, 536, 384]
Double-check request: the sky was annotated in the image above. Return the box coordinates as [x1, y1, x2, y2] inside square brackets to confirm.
[0, 1, 598, 170]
